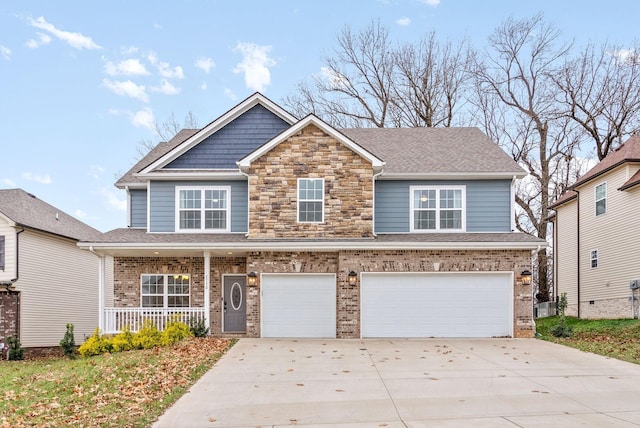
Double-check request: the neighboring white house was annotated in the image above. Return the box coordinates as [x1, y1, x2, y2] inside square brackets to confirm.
[0, 189, 105, 348]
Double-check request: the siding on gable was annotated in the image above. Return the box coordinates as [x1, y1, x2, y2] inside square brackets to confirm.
[554, 199, 578, 313]
[165, 104, 291, 169]
[149, 180, 248, 233]
[375, 180, 512, 233]
[129, 189, 147, 228]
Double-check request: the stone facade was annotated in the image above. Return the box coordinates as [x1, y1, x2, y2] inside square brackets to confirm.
[247, 124, 374, 239]
[0, 290, 19, 343]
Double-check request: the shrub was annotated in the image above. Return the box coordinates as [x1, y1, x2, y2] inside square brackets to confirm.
[111, 326, 135, 352]
[7, 335, 24, 361]
[78, 328, 112, 357]
[60, 323, 77, 359]
[551, 293, 573, 338]
[132, 320, 162, 350]
[189, 316, 209, 338]
[161, 317, 193, 346]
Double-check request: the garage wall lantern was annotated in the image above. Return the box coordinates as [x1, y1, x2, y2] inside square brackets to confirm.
[521, 270, 532, 286]
[247, 271, 258, 286]
[348, 271, 357, 286]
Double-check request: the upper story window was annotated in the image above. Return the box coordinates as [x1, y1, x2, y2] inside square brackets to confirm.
[590, 249, 598, 268]
[141, 274, 190, 308]
[298, 178, 324, 223]
[0, 235, 5, 271]
[410, 186, 465, 232]
[595, 183, 606, 216]
[176, 186, 230, 232]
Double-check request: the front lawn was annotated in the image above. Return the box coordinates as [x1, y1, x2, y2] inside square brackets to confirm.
[536, 316, 640, 364]
[0, 337, 234, 428]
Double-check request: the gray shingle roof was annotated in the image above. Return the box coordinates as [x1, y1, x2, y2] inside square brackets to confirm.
[571, 135, 640, 188]
[0, 189, 101, 240]
[340, 127, 524, 176]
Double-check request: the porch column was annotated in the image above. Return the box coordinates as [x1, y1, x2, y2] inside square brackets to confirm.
[97, 253, 105, 332]
[203, 251, 211, 329]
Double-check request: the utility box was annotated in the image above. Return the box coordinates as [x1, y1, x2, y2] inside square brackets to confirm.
[630, 279, 639, 290]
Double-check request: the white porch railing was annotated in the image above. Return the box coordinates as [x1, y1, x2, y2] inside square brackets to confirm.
[103, 307, 206, 334]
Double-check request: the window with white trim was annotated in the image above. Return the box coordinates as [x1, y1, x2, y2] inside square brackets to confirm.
[141, 274, 190, 308]
[176, 186, 230, 232]
[590, 250, 598, 269]
[411, 186, 465, 232]
[298, 178, 324, 223]
[595, 183, 606, 216]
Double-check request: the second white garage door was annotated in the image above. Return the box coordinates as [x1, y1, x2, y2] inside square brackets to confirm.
[261, 273, 336, 338]
[361, 272, 513, 338]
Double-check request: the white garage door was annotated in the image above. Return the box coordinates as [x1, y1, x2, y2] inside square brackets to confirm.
[361, 272, 513, 338]
[261, 273, 336, 338]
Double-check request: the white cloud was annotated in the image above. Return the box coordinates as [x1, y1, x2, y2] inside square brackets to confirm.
[1, 178, 16, 186]
[418, 0, 440, 6]
[22, 172, 52, 184]
[147, 52, 184, 79]
[200, 81, 207, 91]
[233, 42, 276, 92]
[396, 17, 411, 26]
[130, 107, 155, 131]
[99, 187, 127, 211]
[0, 45, 10, 60]
[75, 209, 88, 219]
[88, 165, 105, 179]
[29, 16, 101, 50]
[609, 48, 640, 65]
[104, 58, 150, 76]
[102, 79, 149, 102]
[319, 66, 349, 90]
[121, 46, 139, 55]
[150, 79, 180, 95]
[224, 87, 237, 101]
[25, 32, 52, 49]
[195, 57, 215, 73]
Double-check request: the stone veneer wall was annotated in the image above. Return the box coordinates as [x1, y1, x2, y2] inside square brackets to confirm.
[247, 124, 374, 238]
[579, 297, 638, 319]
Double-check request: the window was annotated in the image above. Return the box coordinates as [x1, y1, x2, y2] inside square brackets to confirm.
[595, 183, 606, 216]
[411, 186, 465, 232]
[298, 178, 324, 223]
[176, 186, 230, 232]
[590, 250, 598, 268]
[141, 274, 190, 308]
[0, 235, 4, 271]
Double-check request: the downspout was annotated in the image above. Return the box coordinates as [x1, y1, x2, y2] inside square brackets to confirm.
[575, 189, 581, 318]
[371, 168, 384, 237]
[89, 246, 105, 332]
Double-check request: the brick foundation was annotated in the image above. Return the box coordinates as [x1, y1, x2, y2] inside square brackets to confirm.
[0, 290, 19, 344]
[579, 297, 638, 319]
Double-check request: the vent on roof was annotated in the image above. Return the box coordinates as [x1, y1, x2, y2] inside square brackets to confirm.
[27, 192, 36, 198]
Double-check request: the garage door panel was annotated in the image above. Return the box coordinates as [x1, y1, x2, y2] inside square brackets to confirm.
[261, 274, 336, 338]
[361, 273, 512, 338]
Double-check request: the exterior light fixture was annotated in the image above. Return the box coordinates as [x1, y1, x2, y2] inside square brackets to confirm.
[247, 271, 258, 286]
[521, 270, 532, 286]
[348, 271, 357, 286]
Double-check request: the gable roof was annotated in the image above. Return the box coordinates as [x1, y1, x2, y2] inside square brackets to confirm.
[572, 135, 640, 189]
[0, 189, 101, 240]
[548, 190, 577, 209]
[237, 114, 384, 171]
[139, 92, 297, 175]
[341, 127, 526, 178]
[619, 168, 640, 191]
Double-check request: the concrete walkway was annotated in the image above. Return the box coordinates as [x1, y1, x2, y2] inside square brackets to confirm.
[154, 338, 640, 427]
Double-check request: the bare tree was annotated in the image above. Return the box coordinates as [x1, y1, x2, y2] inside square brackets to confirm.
[471, 14, 578, 301]
[135, 111, 199, 160]
[554, 42, 640, 160]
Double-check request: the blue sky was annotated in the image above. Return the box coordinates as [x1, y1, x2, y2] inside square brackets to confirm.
[0, 0, 638, 232]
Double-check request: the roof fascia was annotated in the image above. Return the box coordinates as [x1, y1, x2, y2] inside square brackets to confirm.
[139, 93, 298, 175]
[237, 115, 385, 171]
[572, 159, 640, 190]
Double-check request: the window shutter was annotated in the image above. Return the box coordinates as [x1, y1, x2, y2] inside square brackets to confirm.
[0, 235, 5, 271]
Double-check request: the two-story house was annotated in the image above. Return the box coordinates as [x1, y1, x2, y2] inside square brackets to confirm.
[80, 93, 544, 339]
[550, 136, 640, 319]
[0, 189, 104, 349]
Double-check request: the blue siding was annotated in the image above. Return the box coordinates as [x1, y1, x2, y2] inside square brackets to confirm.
[129, 189, 147, 228]
[166, 105, 290, 169]
[375, 180, 512, 233]
[149, 181, 248, 233]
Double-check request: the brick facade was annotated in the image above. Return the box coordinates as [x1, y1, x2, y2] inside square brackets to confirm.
[112, 249, 534, 339]
[0, 290, 19, 344]
[247, 124, 374, 239]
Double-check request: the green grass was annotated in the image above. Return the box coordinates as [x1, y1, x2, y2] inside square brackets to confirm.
[0, 337, 234, 427]
[536, 316, 640, 364]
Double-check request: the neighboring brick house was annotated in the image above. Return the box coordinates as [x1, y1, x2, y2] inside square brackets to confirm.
[550, 136, 640, 319]
[80, 93, 544, 339]
[0, 189, 104, 348]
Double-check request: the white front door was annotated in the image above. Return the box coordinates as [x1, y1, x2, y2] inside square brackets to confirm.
[261, 273, 336, 338]
[361, 272, 513, 338]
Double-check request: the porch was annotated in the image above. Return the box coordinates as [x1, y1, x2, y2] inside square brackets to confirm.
[102, 307, 207, 334]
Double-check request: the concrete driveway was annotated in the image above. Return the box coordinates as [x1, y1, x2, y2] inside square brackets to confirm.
[154, 338, 640, 427]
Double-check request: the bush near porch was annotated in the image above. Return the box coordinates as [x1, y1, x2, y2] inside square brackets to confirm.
[536, 316, 640, 364]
